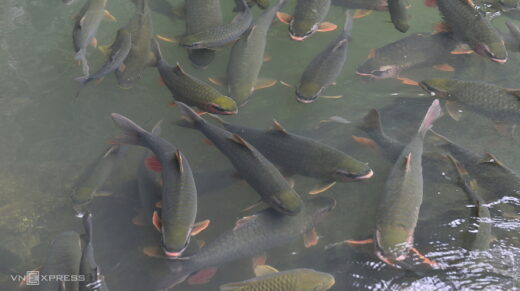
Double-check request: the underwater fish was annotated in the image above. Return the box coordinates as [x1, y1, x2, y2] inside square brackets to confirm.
[79, 212, 109, 291]
[177, 102, 303, 215]
[332, 0, 388, 10]
[296, 10, 353, 103]
[388, 0, 410, 32]
[213, 116, 373, 194]
[276, 0, 337, 41]
[157, 196, 336, 289]
[356, 32, 458, 79]
[219, 265, 335, 291]
[111, 113, 208, 258]
[152, 40, 238, 115]
[180, 0, 252, 49]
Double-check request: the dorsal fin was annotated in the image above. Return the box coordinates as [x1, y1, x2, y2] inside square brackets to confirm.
[479, 152, 507, 168]
[174, 150, 184, 173]
[174, 62, 186, 75]
[254, 265, 279, 277]
[229, 134, 254, 151]
[270, 120, 288, 134]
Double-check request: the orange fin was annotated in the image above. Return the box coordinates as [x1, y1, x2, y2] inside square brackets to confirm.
[234, 215, 257, 231]
[159, 78, 166, 86]
[309, 181, 336, 195]
[450, 47, 474, 55]
[279, 80, 294, 88]
[322, 95, 343, 99]
[103, 10, 117, 22]
[433, 22, 449, 33]
[433, 64, 455, 72]
[367, 48, 377, 59]
[202, 138, 214, 146]
[254, 79, 277, 91]
[317, 22, 337, 32]
[263, 54, 272, 62]
[152, 211, 162, 232]
[405, 153, 412, 171]
[276, 11, 293, 24]
[410, 247, 438, 267]
[398, 77, 419, 86]
[132, 213, 146, 226]
[424, 0, 437, 7]
[156, 34, 178, 43]
[353, 9, 373, 19]
[352, 136, 380, 151]
[190, 220, 210, 236]
[188, 267, 219, 285]
[145, 156, 162, 172]
[208, 76, 226, 87]
[304, 227, 319, 248]
[345, 239, 374, 245]
[252, 253, 267, 269]
[90, 37, 98, 48]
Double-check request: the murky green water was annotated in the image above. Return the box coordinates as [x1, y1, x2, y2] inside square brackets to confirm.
[1, 0, 519, 290]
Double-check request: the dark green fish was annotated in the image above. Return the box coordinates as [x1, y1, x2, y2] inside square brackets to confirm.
[76, 29, 132, 96]
[376, 100, 442, 266]
[246, 0, 271, 9]
[296, 11, 353, 103]
[225, 0, 286, 105]
[437, 0, 507, 63]
[388, 0, 409, 33]
[219, 265, 335, 291]
[72, 0, 108, 75]
[420, 78, 520, 124]
[213, 117, 373, 194]
[158, 196, 336, 289]
[177, 102, 303, 215]
[116, 0, 155, 89]
[184, 0, 223, 69]
[356, 32, 458, 79]
[79, 213, 109, 291]
[331, 0, 388, 10]
[278, 0, 334, 41]
[152, 40, 238, 115]
[111, 113, 202, 258]
[39, 232, 82, 291]
[180, 0, 252, 49]
[70, 145, 127, 217]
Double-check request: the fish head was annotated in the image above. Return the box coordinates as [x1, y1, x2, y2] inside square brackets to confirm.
[374, 227, 413, 266]
[356, 62, 400, 79]
[333, 159, 373, 182]
[296, 82, 323, 103]
[289, 19, 317, 41]
[419, 79, 454, 98]
[162, 236, 190, 259]
[206, 97, 238, 115]
[297, 270, 336, 290]
[474, 41, 508, 64]
[272, 190, 303, 215]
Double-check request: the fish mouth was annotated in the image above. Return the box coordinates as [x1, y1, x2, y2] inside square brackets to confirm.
[355, 170, 374, 180]
[491, 57, 507, 64]
[289, 34, 307, 41]
[296, 96, 318, 104]
[162, 243, 188, 259]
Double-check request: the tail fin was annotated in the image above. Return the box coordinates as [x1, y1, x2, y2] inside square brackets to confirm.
[418, 99, 442, 138]
[110, 113, 147, 145]
[176, 102, 206, 128]
[156, 260, 191, 290]
[82, 211, 93, 244]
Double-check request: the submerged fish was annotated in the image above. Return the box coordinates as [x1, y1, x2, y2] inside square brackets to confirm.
[331, 0, 388, 10]
[184, 0, 223, 69]
[437, 0, 507, 63]
[296, 11, 353, 103]
[388, 0, 410, 32]
[177, 102, 303, 215]
[375, 100, 442, 266]
[224, 0, 286, 105]
[152, 40, 238, 115]
[420, 79, 520, 124]
[213, 117, 373, 194]
[158, 196, 336, 289]
[180, 0, 252, 49]
[70, 145, 127, 217]
[356, 32, 458, 79]
[79, 213, 109, 291]
[219, 265, 335, 291]
[116, 0, 156, 89]
[111, 114, 205, 258]
[72, 0, 108, 75]
[39, 232, 82, 291]
[277, 0, 336, 41]
[76, 29, 132, 95]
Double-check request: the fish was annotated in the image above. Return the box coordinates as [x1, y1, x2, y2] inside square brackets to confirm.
[157, 196, 336, 289]
[419, 78, 520, 124]
[176, 102, 303, 215]
[72, 0, 109, 75]
[276, 0, 336, 41]
[295, 10, 353, 103]
[246, 0, 271, 9]
[331, 0, 388, 10]
[39, 232, 82, 291]
[375, 99, 442, 266]
[356, 32, 458, 79]
[76, 29, 132, 96]
[223, 0, 286, 105]
[79, 212, 109, 291]
[388, 0, 410, 33]
[211, 116, 373, 194]
[437, 0, 507, 63]
[503, 20, 520, 52]
[110, 113, 207, 258]
[184, 0, 223, 69]
[151, 39, 238, 115]
[180, 0, 252, 49]
[116, 0, 156, 89]
[219, 265, 335, 291]
[70, 145, 128, 217]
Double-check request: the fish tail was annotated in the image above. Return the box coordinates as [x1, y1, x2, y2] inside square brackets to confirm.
[157, 261, 191, 290]
[418, 99, 442, 138]
[110, 113, 147, 145]
[82, 211, 93, 243]
[176, 102, 206, 128]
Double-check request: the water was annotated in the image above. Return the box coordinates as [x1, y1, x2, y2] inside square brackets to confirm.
[0, 0, 519, 290]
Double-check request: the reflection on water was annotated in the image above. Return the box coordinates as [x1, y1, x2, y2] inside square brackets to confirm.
[0, 0, 519, 290]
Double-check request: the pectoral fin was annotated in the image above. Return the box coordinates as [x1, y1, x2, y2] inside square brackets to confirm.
[254, 265, 278, 277]
[156, 34, 178, 43]
[304, 227, 319, 248]
[309, 181, 336, 195]
[505, 88, 520, 99]
[190, 220, 210, 236]
[254, 79, 277, 91]
[208, 76, 226, 87]
[445, 101, 462, 121]
[353, 9, 373, 19]
[234, 215, 258, 230]
[103, 10, 117, 22]
[317, 22, 337, 32]
[252, 253, 267, 269]
[276, 12, 293, 24]
[322, 95, 343, 99]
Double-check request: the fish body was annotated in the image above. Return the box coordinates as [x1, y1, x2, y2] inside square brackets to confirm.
[437, 0, 507, 63]
[180, 0, 252, 49]
[72, 0, 108, 75]
[420, 79, 520, 124]
[111, 114, 198, 258]
[177, 102, 303, 215]
[356, 32, 458, 79]
[219, 266, 335, 291]
[70, 145, 127, 217]
[296, 11, 352, 103]
[184, 0, 223, 69]
[388, 0, 409, 33]
[289, 0, 332, 41]
[79, 213, 109, 291]
[226, 0, 286, 105]
[158, 196, 336, 289]
[39, 232, 82, 291]
[152, 40, 238, 115]
[375, 100, 442, 266]
[331, 0, 388, 10]
[116, 0, 155, 89]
